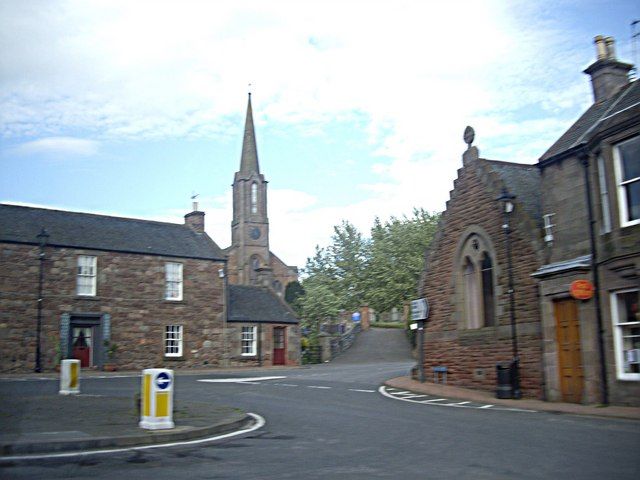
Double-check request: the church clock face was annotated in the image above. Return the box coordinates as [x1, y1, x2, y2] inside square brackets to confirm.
[249, 227, 261, 240]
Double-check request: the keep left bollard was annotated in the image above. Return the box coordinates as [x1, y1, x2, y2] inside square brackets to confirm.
[139, 368, 175, 430]
[59, 359, 80, 395]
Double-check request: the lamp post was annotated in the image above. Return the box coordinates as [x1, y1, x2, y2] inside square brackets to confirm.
[35, 228, 49, 373]
[497, 189, 521, 399]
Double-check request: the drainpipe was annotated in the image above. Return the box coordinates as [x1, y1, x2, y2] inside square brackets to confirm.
[580, 149, 609, 405]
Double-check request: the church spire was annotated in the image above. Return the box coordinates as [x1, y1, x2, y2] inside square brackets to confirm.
[239, 92, 260, 175]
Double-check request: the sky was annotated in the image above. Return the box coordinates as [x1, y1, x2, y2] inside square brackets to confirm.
[1, 0, 638, 269]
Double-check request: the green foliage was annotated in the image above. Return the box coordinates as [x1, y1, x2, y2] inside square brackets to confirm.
[300, 210, 440, 331]
[284, 281, 305, 315]
[364, 208, 440, 312]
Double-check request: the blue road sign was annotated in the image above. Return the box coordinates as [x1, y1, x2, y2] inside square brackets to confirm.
[156, 371, 171, 390]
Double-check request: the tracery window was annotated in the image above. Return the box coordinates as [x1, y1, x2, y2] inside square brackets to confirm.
[251, 183, 258, 214]
[459, 233, 496, 329]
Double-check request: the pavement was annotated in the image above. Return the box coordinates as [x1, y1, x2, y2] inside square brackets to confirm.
[0, 369, 257, 458]
[385, 376, 640, 421]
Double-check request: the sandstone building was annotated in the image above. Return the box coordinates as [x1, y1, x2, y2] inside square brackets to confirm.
[0, 95, 300, 372]
[418, 36, 639, 406]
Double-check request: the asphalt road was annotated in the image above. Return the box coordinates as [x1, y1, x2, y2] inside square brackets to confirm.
[2, 329, 639, 479]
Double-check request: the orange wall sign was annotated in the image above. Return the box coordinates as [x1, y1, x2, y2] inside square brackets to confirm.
[570, 279, 594, 300]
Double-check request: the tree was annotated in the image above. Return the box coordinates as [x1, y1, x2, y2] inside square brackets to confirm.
[284, 281, 305, 316]
[363, 209, 440, 312]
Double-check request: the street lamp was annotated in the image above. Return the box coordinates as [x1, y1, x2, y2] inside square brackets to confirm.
[35, 228, 49, 373]
[497, 188, 521, 399]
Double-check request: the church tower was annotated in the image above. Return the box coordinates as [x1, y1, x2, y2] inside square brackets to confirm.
[230, 93, 272, 286]
[225, 93, 299, 294]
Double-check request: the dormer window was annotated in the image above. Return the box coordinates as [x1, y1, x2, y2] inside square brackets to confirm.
[614, 136, 640, 227]
[251, 183, 258, 214]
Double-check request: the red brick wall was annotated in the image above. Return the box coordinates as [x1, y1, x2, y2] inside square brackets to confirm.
[418, 157, 543, 398]
[0, 242, 226, 372]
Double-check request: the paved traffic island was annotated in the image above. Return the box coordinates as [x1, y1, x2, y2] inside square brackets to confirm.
[0, 394, 250, 456]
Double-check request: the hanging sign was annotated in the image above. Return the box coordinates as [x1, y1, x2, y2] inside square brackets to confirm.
[411, 298, 429, 321]
[570, 279, 594, 300]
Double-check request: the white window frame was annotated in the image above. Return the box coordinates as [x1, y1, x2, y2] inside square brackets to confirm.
[543, 213, 556, 243]
[613, 136, 640, 228]
[165, 262, 183, 301]
[597, 155, 612, 234]
[611, 289, 640, 381]
[77, 255, 97, 296]
[241, 326, 257, 356]
[164, 325, 183, 357]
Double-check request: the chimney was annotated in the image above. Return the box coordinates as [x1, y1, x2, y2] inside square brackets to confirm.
[184, 209, 205, 234]
[583, 35, 633, 103]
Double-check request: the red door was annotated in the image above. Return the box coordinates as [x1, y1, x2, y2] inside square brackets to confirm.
[72, 328, 92, 368]
[273, 327, 286, 365]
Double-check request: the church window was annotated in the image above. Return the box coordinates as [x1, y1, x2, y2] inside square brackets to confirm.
[459, 233, 496, 329]
[249, 255, 260, 284]
[481, 253, 495, 327]
[463, 257, 480, 329]
[251, 183, 258, 214]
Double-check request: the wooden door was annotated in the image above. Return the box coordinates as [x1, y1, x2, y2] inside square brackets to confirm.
[72, 327, 92, 368]
[273, 327, 286, 366]
[554, 299, 584, 403]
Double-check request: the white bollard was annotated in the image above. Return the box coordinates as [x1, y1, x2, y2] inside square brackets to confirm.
[139, 368, 175, 430]
[59, 359, 80, 395]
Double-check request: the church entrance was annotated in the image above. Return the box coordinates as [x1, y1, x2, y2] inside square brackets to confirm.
[273, 327, 286, 365]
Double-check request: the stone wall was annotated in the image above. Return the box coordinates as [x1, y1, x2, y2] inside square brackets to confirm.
[0, 242, 226, 372]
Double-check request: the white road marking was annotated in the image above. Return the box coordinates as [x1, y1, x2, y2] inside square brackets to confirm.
[378, 386, 536, 413]
[0, 413, 266, 461]
[349, 389, 376, 393]
[307, 385, 331, 389]
[400, 394, 429, 399]
[274, 383, 298, 387]
[198, 376, 287, 384]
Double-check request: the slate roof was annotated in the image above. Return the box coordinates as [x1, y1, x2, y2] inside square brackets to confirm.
[0, 204, 226, 260]
[539, 80, 640, 162]
[228, 285, 299, 324]
[484, 160, 542, 226]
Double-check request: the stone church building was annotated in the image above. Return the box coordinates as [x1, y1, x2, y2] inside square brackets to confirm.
[224, 94, 301, 367]
[0, 95, 300, 372]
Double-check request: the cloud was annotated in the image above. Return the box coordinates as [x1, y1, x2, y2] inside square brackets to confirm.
[11, 137, 100, 157]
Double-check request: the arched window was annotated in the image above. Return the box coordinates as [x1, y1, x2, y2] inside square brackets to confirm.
[249, 255, 260, 284]
[250, 183, 258, 214]
[458, 231, 496, 329]
[463, 257, 480, 329]
[481, 252, 495, 327]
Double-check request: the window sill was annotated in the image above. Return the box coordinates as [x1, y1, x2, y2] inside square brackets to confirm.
[75, 295, 100, 301]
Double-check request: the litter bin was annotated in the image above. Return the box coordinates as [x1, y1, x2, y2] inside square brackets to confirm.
[496, 363, 512, 399]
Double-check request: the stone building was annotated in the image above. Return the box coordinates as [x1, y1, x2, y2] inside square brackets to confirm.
[0, 204, 227, 372]
[223, 93, 301, 367]
[533, 36, 639, 406]
[418, 36, 639, 406]
[0, 95, 301, 373]
[225, 93, 299, 295]
[418, 138, 545, 398]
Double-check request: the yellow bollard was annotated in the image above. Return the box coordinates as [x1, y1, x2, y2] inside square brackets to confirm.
[139, 368, 174, 430]
[59, 359, 80, 395]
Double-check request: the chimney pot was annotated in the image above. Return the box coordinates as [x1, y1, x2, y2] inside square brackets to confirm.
[594, 35, 608, 60]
